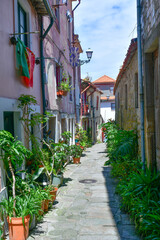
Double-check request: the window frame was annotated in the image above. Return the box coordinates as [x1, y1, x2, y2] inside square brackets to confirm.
[53, 0, 60, 31]
[18, 3, 28, 46]
[56, 64, 62, 89]
[14, 0, 31, 48]
[69, 76, 73, 102]
[111, 102, 115, 111]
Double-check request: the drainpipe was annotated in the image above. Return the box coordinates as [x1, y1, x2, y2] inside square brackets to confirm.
[137, 0, 146, 172]
[40, 0, 56, 136]
[73, 0, 81, 12]
[72, 0, 81, 124]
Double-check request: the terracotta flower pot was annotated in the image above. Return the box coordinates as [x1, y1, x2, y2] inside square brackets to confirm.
[57, 90, 68, 97]
[80, 146, 84, 150]
[7, 215, 30, 240]
[43, 199, 49, 212]
[39, 201, 45, 216]
[73, 157, 80, 164]
[49, 187, 58, 202]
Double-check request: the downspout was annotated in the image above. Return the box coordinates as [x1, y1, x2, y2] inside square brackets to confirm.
[137, 0, 146, 172]
[73, 0, 81, 12]
[72, 0, 81, 124]
[40, 0, 56, 139]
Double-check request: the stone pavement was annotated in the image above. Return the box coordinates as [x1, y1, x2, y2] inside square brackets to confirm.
[28, 143, 141, 240]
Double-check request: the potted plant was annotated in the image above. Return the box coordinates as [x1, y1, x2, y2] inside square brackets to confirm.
[57, 79, 72, 97]
[0, 130, 32, 240]
[70, 145, 83, 164]
[44, 185, 58, 203]
[0, 195, 40, 240]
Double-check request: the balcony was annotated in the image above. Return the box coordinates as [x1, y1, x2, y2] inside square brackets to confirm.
[30, 0, 52, 16]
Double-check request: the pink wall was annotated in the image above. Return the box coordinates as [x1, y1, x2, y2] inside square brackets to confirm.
[43, 0, 74, 114]
[0, 0, 42, 106]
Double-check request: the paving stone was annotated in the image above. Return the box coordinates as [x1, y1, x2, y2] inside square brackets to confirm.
[77, 235, 120, 240]
[27, 143, 141, 240]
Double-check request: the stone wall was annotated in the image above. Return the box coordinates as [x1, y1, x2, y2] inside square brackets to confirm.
[141, 0, 160, 42]
[115, 51, 141, 150]
[141, 1, 160, 170]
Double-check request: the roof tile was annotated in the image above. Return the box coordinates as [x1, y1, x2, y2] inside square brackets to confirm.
[92, 75, 116, 84]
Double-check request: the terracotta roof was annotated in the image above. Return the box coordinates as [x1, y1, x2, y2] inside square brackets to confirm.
[81, 81, 103, 95]
[114, 38, 137, 93]
[101, 96, 115, 101]
[92, 75, 116, 84]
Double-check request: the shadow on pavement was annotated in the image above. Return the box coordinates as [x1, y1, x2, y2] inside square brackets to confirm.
[102, 166, 141, 240]
[62, 177, 72, 186]
[29, 223, 46, 236]
[81, 153, 86, 157]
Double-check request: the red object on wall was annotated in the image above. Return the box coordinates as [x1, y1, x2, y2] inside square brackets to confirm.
[102, 127, 106, 142]
[22, 47, 35, 88]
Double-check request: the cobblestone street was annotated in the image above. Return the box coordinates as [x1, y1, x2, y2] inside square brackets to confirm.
[28, 143, 141, 240]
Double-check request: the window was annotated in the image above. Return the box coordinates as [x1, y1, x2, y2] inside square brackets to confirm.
[67, 18, 71, 43]
[53, 0, 60, 31]
[56, 65, 61, 88]
[18, 3, 27, 45]
[110, 87, 114, 94]
[111, 103, 115, 111]
[69, 76, 72, 101]
[135, 73, 138, 108]
[96, 96, 99, 110]
[4, 112, 14, 137]
[125, 84, 128, 110]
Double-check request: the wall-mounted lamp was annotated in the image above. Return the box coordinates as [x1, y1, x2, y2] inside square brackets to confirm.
[66, 10, 72, 22]
[79, 48, 93, 66]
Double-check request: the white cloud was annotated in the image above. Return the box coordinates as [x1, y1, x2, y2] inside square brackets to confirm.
[73, 0, 137, 81]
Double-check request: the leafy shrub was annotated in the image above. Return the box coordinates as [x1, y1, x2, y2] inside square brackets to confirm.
[104, 120, 160, 239]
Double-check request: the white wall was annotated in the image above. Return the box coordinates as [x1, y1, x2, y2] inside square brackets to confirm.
[101, 101, 115, 122]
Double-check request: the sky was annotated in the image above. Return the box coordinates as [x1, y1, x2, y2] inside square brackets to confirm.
[72, 0, 137, 81]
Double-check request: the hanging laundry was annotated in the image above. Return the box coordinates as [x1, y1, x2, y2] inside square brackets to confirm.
[16, 38, 35, 87]
[22, 47, 35, 88]
[16, 38, 30, 78]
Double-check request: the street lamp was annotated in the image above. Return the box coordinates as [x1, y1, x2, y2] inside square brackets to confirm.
[79, 48, 93, 65]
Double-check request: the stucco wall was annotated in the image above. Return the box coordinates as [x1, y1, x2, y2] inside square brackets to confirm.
[44, 0, 75, 115]
[0, 0, 42, 106]
[101, 101, 115, 122]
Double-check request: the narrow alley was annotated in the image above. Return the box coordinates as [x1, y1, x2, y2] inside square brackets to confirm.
[28, 144, 140, 240]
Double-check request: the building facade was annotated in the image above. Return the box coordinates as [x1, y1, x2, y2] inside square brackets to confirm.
[0, 0, 82, 200]
[81, 80, 103, 143]
[140, 0, 160, 170]
[92, 75, 116, 123]
[114, 38, 141, 148]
